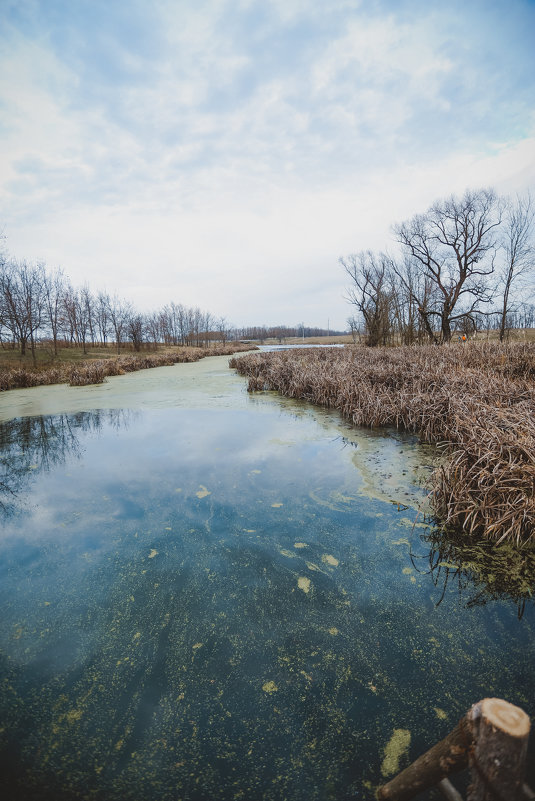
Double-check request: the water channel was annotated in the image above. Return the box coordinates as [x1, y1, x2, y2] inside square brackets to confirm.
[0, 353, 534, 800]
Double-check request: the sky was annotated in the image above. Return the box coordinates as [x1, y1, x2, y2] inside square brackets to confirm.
[0, 0, 534, 330]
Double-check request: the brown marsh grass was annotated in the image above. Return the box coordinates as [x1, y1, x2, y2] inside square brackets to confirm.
[0, 344, 254, 391]
[229, 342, 535, 545]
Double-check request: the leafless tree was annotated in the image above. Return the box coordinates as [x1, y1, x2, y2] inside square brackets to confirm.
[0, 259, 45, 363]
[341, 251, 394, 346]
[127, 312, 145, 352]
[62, 285, 93, 354]
[498, 192, 534, 341]
[42, 267, 66, 356]
[144, 311, 162, 346]
[394, 189, 502, 342]
[95, 292, 111, 345]
[107, 295, 132, 354]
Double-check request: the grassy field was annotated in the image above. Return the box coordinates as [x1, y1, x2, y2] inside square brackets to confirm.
[230, 341, 535, 547]
[0, 342, 254, 391]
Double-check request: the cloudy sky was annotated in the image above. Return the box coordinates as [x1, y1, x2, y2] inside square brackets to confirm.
[1, 0, 534, 330]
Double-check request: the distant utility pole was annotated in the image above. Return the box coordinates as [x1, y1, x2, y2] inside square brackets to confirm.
[301, 322, 305, 342]
[327, 318, 330, 337]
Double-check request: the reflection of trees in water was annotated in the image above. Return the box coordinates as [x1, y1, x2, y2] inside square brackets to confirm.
[410, 528, 535, 619]
[0, 409, 133, 517]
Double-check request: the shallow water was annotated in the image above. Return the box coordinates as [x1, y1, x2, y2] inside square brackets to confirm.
[0, 356, 533, 800]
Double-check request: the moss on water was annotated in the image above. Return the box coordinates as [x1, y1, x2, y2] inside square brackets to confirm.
[381, 729, 411, 777]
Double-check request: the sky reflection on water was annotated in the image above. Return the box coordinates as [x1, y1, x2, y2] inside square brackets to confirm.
[0, 363, 534, 801]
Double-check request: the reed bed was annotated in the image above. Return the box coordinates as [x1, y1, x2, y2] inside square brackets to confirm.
[229, 342, 535, 545]
[0, 344, 253, 391]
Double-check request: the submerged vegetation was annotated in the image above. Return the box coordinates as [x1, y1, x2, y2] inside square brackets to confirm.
[0, 343, 253, 391]
[418, 527, 535, 618]
[230, 341, 535, 546]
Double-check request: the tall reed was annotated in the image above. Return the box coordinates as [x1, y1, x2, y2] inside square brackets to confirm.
[230, 343, 535, 545]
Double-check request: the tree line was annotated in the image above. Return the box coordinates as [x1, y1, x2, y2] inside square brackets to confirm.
[234, 325, 343, 343]
[0, 247, 344, 364]
[0, 253, 234, 364]
[342, 188, 535, 345]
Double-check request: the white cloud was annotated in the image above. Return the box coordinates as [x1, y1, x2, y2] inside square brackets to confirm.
[1, 0, 534, 329]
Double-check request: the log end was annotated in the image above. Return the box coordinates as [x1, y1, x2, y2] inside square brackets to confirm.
[474, 698, 531, 738]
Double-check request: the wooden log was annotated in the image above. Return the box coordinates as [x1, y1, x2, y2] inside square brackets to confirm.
[467, 698, 530, 801]
[376, 717, 470, 801]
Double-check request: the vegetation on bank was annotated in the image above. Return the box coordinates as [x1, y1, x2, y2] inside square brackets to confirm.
[0, 343, 254, 391]
[230, 342, 535, 546]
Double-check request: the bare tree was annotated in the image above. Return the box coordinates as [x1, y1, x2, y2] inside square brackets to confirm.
[341, 251, 393, 346]
[0, 259, 45, 363]
[216, 316, 228, 344]
[144, 311, 162, 347]
[498, 192, 535, 341]
[394, 189, 502, 342]
[107, 295, 132, 354]
[391, 255, 444, 344]
[42, 267, 66, 356]
[62, 285, 93, 354]
[95, 292, 111, 345]
[127, 312, 145, 352]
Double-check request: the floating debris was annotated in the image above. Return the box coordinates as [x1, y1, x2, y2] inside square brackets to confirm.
[322, 554, 339, 567]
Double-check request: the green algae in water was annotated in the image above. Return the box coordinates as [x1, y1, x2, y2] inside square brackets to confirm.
[381, 728, 411, 777]
[0, 406, 534, 801]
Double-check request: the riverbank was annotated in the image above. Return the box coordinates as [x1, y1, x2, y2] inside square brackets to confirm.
[0, 343, 254, 391]
[230, 342, 535, 545]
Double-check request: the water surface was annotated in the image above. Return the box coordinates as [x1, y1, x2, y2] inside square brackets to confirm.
[1, 356, 533, 800]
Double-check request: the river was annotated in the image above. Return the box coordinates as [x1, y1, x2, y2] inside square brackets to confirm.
[0, 353, 533, 800]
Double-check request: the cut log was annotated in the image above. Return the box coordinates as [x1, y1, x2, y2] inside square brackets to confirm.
[467, 698, 530, 801]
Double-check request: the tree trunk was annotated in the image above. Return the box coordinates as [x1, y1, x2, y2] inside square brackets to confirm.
[441, 313, 452, 343]
[499, 286, 510, 342]
[30, 332, 37, 367]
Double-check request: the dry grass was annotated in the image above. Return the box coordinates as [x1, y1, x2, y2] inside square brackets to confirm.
[0, 344, 254, 391]
[230, 342, 535, 545]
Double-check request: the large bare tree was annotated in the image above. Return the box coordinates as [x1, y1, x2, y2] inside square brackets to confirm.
[394, 189, 502, 342]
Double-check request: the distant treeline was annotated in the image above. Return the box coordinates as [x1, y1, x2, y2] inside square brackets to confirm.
[0, 253, 342, 365]
[233, 325, 345, 342]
